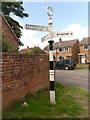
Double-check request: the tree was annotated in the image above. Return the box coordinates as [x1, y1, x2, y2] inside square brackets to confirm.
[2, 2, 29, 46]
[25, 47, 45, 55]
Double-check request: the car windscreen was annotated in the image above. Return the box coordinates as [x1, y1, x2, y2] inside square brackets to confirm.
[64, 60, 70, 64]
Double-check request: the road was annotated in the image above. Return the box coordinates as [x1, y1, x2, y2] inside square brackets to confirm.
[55, 69, 88, 91]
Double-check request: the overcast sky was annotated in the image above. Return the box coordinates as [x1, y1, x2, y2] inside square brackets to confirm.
[11, 2, 88, 50]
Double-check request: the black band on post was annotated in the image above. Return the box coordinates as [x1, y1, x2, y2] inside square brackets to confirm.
[50, 61, 54, 70]
[48, 40, 54, 50]
[50, 81, 55, 91]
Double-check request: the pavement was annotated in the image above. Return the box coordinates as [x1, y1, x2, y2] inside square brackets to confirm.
[55, 69, 88, 91]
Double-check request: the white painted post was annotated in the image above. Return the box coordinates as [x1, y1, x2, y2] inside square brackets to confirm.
[47, 6, 55, 104]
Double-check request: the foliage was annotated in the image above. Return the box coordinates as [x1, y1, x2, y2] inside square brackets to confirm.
[2, 33, 18, 52]
[25, 47, 45, 55]
[3, 83, 88, 118]
[5, 16, 23, 39]
[2, 40, 19, 52]
[2, 2, 29, 45]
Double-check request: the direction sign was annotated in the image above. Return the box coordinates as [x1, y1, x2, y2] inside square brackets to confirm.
[53, 31, 73, 38]
[25, 24, 50, 32]
[41, 34, 49, 42]
[41, 32, 73, 42]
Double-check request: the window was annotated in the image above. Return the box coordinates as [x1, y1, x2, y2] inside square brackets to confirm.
[57, 56, 60, 61]
[64, 60, 69, 64]
[83, 45, 88, 50]
[59, 48, 64, 52]
[59, 56, 64, 61]
[57, 48, 59, 53]
[47, 49, 49, 53]
[57, 56, 64, 61]
[53, 49, 56, 53]
[65, 47, 69, 52]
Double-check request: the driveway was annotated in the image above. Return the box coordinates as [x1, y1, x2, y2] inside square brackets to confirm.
[55, 69, 88, 91]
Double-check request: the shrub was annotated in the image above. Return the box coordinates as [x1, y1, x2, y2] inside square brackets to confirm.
[2, 33, 19, 52]
[25, 47, 45, 55]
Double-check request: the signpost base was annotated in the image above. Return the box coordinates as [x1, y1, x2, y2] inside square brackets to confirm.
[50, 91, 55, 104]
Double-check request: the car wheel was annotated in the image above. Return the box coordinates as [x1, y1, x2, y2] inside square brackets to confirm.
[65, 66, 69, 70]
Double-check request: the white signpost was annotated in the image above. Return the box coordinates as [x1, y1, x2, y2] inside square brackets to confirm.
[25, 6, 73, 104]
[25, 24, 50, 32]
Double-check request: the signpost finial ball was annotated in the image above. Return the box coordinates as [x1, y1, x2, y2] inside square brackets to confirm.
[46, 6, 53, 17]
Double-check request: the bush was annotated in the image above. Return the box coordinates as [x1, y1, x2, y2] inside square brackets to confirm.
[25, 47, 45, 55]
[2, 33, 18, 52]
[2, 40, 18, 52]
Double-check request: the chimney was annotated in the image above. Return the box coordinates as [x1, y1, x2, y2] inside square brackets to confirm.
[59, 38, 62, 43]
[27, 46, 29, 49]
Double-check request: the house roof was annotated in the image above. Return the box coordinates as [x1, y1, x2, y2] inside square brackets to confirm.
[19, 46, 31, 54]
[79, 37, 89, 46]
[19, 48, 28, 54]
[44, 42, 59, 50]
[1, 12, 23, 46]
[58, 39, 78, 48]
[44, 39, 78, 50]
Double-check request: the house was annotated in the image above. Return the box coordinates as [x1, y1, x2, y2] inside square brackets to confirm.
[1, 13, 23, 49]
[19, 46, 30, 54]
[44, 38, 79, 62]
[78, 37, 90, 64]
[57, 39, 79, 62]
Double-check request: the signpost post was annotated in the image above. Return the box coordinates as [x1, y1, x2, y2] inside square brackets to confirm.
[25, 6, 73, 104]
[46, 7, 55, 104]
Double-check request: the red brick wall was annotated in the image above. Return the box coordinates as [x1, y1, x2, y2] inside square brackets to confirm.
[2, 53, 49, 109]
[72, 41, 79, 62]
[2, 17, 19, 48]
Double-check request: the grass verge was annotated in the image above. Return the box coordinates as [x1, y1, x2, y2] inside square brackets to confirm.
[3, 83, 88, 118]
[76, 64, 88, 69]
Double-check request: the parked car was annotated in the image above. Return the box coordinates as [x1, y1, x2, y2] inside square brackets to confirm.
[55, 59, 77, 70]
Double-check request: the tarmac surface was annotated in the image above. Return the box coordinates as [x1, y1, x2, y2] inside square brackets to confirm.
[55, 69, 88, 91]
